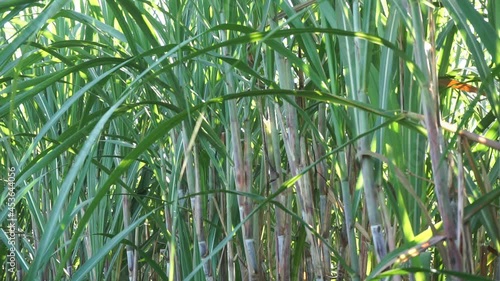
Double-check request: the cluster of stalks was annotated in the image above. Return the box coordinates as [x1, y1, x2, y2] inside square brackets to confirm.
[1, 0, 499, 280]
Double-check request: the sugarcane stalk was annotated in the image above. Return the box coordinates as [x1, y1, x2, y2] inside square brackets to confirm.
[219, 14, 260, 280]
[407, 1, 462, 276]
[264, 102, 291, 281]
[273, 49, 324, 280]
[340, 146, 360, 281]
[193, 146, 213, 280]
[334, 0, 387, 263]
[315, 103, 332, 280]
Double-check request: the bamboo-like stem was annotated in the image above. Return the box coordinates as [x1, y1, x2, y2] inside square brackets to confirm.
[181, 112, 213, 280]
[315, 104, 332, 280]
[341, 146, 360, 281]
[3, 1, 498, 280]
[274, 52, 324, 280]
[264, 102, 291, 281]
[222, 132, 236, 281]
[220, 150, 235, 281]
[163, 131, 182, 281]
[335, 0, 387, 263]
[219, 15, 260, 280]
[193, 145, 213, 280]
[321, 6, 361, 278]
[117, 144, 134, 281]
[270, 3, 325, 279]
[299, 136, 325, 281]
[265, 6, 292, 280]
[408, 1, 462, 276]
[133, 227, 139, 281]
[158, 143, 172, 279]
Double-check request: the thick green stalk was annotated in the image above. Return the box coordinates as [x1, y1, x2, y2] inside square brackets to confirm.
[270, 3, 325, 278]
[180, 113, 213, 280]
[263, 100, 292, 281]
[2, 1, 498, 280]
[263, 6, 292, 281]
[407, 1, 462, 275]
[219, 15, 260, 280]
[115, 142, 136, 281]
[164, 131, 182, 281]
[193, 145, 213, 280]
[120, 175, 135, 280]
[320, 5, 361, 278]
[340, 148, 361, 281]
[315, 104, 332, 280]
[224, 147, 236, 281]
[299, 136, 325, 281]
[335, 0, 387, 263]
[274, 51, 324, 280]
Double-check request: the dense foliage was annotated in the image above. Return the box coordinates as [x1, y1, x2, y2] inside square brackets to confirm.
[1, 0, 499, 280]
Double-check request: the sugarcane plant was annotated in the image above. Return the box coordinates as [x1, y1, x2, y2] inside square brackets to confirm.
[0, 0, 499, 281]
